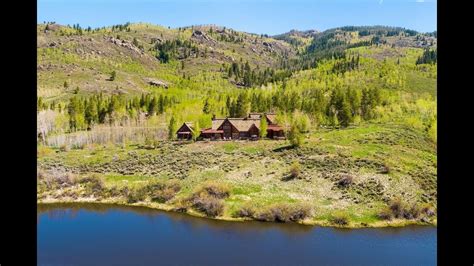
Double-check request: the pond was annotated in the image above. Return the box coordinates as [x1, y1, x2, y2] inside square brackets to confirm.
[38, 203, 436, 266]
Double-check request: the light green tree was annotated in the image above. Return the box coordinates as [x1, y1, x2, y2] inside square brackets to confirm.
[288, 121, 303, 147]
[192, 121, 201, 141]
[259, 115, 268, 138]
[168, 116, 177, 140]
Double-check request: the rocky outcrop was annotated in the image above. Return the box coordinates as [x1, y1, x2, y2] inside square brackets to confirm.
[44, 23, 61, 32]
[191, 30, 217, 44]
[108, 37, 144, 55]
[145, 78, 169, 88]
[262, 42, 275, 53]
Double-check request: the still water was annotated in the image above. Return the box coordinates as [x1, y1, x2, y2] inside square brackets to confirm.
[38, 203, 436, 266]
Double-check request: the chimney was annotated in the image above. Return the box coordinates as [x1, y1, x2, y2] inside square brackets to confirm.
[212, 114, 216, 120]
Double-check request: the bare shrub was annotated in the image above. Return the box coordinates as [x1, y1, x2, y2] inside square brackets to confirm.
[60, 188, 79, 199]
[46, 123, 167, 148]
[421, 204, 436, 217]
[337, 174, 354, 188]
[287, 204, 312, 221]
[56, 172, 77, 187]
[59, 144, 70, 152]
[385, 198, 425, 220]
[138, 179, 181, 203]
[253, 203, 312, 222]
[379, 164, 390, 174]
[126, 187, 147, 203]
[330, 212, 350, 226]
[202, 182, 230, 199]
[234, 205, 255, 218]
[289, 161, 301, 179]
[151, 186, 181, 203]
[37, 168, 47, 180]
[105, 186, 122, 198]
[40, 169, 77, 188]
[404, 204, 422, 220]
[254, 209, 277, 222]
[389, 198, 405, 218]
[172, 206, 188, 213]
[37, 110, 58, 144]
[78, 174, 105, 195]
[377, 208, 393, 220]
[186, 182, 231, 217]
[190, 194, 224, 217]
[172, 199, 189, 213]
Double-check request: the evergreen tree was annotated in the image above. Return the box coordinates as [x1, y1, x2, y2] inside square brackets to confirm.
[225, 96, 232, 116]
[235, 92, 250, 117]
[85, 98, 98, 128]
[148, 96, 158, 115]
[203, 98, 211, 114]
[67, 96, 85, 131]
[338, 100, 352, 127]
[158, 95, 165, 114]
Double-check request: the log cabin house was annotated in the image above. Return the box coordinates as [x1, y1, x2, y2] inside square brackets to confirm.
[176, 122, 194, 140]
[177, 113, 285, 140]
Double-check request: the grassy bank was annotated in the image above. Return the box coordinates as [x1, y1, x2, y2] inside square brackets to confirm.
[37, 122, 437, 228]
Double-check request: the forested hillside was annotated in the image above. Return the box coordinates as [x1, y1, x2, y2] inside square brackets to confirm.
[37, 23, 436, 141]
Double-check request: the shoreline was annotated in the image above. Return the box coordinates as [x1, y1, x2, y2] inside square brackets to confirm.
[37, 197, 437, 229]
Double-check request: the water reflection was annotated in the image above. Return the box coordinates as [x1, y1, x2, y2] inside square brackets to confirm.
[38, 203, 437, 266]
[38, 202, 315, 236]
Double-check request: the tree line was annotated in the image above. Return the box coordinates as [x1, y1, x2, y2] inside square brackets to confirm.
[224, 61, 292, 88]
[222, 86, 382, 127]
[416, 48, 437, 65]
[41, 93, 177, 132]
[155, 39, 199, 63]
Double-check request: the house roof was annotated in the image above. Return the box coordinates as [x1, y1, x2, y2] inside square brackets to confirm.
[211, 119, 226, 130]
[208, 113, 281, 133]
[248, 113, 262, 119]
[201, 128, 224, 134]
[227, 118, 261, 132]
[267, 124, 284, 131]
[177, 122, 194, 133]
[265, 113, 277, 124]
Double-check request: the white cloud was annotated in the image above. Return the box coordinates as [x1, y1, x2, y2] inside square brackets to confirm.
[379, 0, 383, 4]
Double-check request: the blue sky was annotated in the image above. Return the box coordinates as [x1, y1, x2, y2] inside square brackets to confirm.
[38, 0, 436, 35]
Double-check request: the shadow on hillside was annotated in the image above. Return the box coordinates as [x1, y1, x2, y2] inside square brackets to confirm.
[273, 144, 295, 152]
